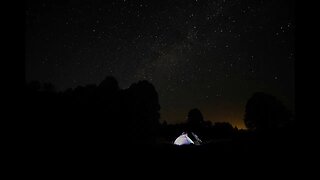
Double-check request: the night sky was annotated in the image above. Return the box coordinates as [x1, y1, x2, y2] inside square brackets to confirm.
[26, 0, 295, 128]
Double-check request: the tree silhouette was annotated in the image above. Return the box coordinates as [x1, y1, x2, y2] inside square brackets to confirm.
[98, 76, 119, 93]
[244, 92, 292, 132]
[125, 80, 161, 144]
[184, 108, 206, 142]
[187, 108, 204, 127]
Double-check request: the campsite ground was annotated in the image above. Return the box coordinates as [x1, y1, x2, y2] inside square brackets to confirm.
[28, 133, 296, 176]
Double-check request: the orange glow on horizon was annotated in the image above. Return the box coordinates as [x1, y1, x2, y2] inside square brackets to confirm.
[160, 107, 247, 129]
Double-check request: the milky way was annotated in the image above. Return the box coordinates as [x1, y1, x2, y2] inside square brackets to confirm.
[26, 0, 295, 128]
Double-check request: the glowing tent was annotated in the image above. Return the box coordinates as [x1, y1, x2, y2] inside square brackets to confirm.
[173, 132, 194, 145]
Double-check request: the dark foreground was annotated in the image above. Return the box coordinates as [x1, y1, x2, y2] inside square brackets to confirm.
[27, 129, 296, 172]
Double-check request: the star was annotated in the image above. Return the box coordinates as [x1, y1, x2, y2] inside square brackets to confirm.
[26, 0, 295, 127]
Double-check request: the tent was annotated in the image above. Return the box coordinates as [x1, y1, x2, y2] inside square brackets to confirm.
[173, 132, 194, 145]
[173, 132, 203, 145]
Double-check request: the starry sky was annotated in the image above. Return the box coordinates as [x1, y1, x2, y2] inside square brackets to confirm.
[26, 0, 295, 129]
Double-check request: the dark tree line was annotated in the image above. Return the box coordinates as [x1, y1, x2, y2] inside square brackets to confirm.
[25, 76, 295, 157]
[25, 76, 161, 149]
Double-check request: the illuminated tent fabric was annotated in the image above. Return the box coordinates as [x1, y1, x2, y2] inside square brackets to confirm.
[190, 132, 202, 145]
[174, 133, 194, 145]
